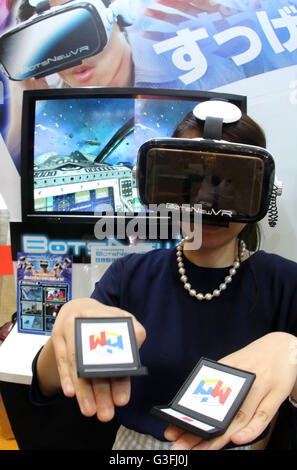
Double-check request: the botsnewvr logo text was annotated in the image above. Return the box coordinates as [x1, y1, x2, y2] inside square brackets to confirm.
[194, 379, 232, 405]
[89, 331, 123, 354]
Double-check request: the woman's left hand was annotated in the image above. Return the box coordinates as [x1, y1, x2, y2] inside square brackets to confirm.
[164, 332, 297, 450]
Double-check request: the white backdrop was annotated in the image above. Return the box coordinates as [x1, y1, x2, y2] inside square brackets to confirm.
[215, 63, 297, 262]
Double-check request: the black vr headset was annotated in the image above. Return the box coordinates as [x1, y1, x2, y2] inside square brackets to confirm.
[136, 100, 282, 227]
[0, 0, 136, 80]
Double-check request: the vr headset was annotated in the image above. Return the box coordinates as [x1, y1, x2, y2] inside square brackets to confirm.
[136, 101, 282, 227]
[0, 0, 136, 80]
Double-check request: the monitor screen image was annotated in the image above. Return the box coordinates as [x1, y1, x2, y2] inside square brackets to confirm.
[21, 87, 246, 223]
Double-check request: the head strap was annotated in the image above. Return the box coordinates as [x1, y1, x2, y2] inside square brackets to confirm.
[193, 100, 242, 140]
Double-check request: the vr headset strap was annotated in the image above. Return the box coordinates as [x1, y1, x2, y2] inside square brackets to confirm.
[203, 116, 224, 140]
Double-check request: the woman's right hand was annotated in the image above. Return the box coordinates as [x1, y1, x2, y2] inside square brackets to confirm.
[36, 298, 146, 422]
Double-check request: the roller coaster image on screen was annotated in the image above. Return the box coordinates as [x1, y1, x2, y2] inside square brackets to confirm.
[32, 96, 201, 214]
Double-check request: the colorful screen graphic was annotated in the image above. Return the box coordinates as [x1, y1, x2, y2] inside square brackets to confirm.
[80, 321, 134, 365]
[32, 95, 203, 214]
[17, 252, 72, 335]
[177, 364, 246, 422]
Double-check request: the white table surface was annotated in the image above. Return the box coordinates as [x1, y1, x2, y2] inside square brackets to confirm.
[0, 325, 48, 385]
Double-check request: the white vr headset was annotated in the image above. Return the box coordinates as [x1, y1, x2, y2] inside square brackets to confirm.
[136, 101, 282, 227]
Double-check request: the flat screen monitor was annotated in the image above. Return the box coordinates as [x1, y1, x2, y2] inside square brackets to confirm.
[21, 87, 247, 224]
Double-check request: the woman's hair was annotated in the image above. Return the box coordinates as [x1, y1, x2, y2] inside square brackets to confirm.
[173, 109, 267, 251]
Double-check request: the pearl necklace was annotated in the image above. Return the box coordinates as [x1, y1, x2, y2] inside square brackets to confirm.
[176, 239, 246, 301]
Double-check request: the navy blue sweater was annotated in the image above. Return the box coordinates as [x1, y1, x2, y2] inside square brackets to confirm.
[89, 248, 297, 440]
[30, 248, 297, 447]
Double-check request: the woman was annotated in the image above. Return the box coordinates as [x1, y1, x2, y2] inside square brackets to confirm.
[30, 110, 297, 450]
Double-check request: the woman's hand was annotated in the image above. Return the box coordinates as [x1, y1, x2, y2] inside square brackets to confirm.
[36, 298, 146, 422]
[164, 332, 297, 450]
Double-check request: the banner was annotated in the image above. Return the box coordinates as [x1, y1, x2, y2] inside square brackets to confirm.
[10, 221, 175, 262]
[0, 0, 297, 173]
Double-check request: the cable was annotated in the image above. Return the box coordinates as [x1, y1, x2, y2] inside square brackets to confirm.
[267, 184, 279, 227]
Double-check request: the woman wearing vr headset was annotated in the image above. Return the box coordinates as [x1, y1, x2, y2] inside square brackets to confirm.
[29, 105, 297, 451]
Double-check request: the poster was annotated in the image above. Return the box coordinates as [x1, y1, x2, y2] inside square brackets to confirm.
[17, 252, 72, 334]
[90, 237, 174, 291]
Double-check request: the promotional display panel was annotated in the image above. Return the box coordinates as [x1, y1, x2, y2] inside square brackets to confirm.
[151, 357, 255, 439]
[17, 252, 72, 335]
